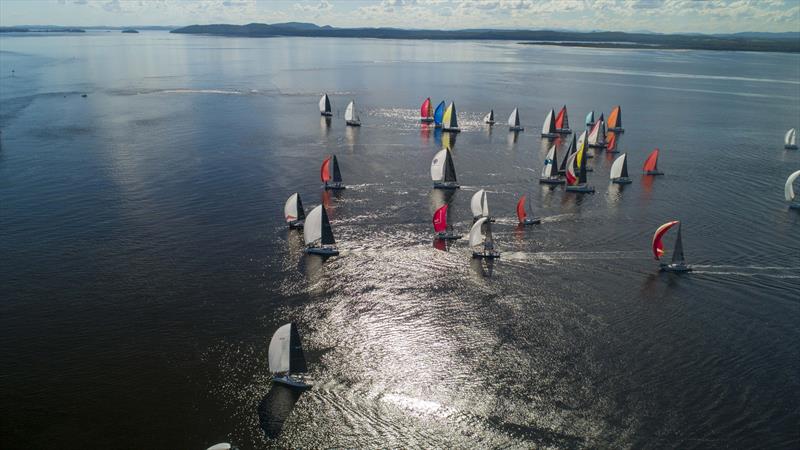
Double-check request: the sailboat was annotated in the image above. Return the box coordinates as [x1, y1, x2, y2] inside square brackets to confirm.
[785, 128, 797, 150]
[540, 144, 564, 184]
[585, 110, 595, 127]
[470, 189, 494, 223]
[484, 109, 495, 125]
[541, 109, 558, 138]
[420, 97, 434, 123]
[284, 193, 306, 228]
[469, 217, 500, 259]
[206, 444, 234, 450]
[575, 129, 593, 166]
[643, 148, 663, 175]
[517, 194, 541, 225]
[610, 153, 631, 184]
[785, 170, 800, 209]
[319, 94, 332, 117]
[431, 148, 459, 189]
[344, 100, 360, 126]
[269, 322, 311, 389]
[652, 220, 691, 272]
[433, 204, 461, 239]
[433, 101, 446, 128]
[558, 133, 577, 175]
[321, 155, 345, 190]
[303, 205, 338, 255]
[555, 105, 571, 134]
[565, 142, 595, 193]
[587, 117, 606, 149]
[605, 131, 618, 153]
[442, 102, 460, 132]
[508, 108, 524, 131]
[607, 105, 623, 132]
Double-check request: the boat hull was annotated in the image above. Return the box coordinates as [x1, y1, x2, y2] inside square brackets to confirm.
[420, 117, 434, 123]
[541, 133, 558, 138]
[644, 171, 664, 176]
[346, 120, 361, 127]
[273, 375, 312, 390]
[443, 127, 460, 133]
[320, 112, 332, 117]
[612, 177, 632, 185]
[509, 126, 524, 132]
[435, 232, 462, 240]
[485, 120, 495, 125]
[785, 144, 798, 150]
[324, 182, 346, 190]
[789, 204, 800, 210]
[539, 177, 565, 185]
[556, 128, 571, 134]
[288, 219, 305, 229]
[660, 263, 692, 273]
[609, 127, 624, 133]
[588, 143, 607, 149]
[566, 185, 595, 193]
[305, 246, 339, 256]
[473, 251, 501, 259]
[520, 218, 541, 225]
[433, 182, 460, 190]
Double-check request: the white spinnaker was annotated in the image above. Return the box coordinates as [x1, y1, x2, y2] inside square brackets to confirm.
[508, 108, 519, 127]
[566, 152, 578, 180]
[319, 94, 327, 113]
[787, 128, 796, 146]
[268, 323, 292, 373]
[207, 444, 232, 450]
[284, 193, 299, 222]
[303, 205, 323, 245]
[431, 149, 447, 181]
[471, 189, 485, 217]
[786, 170, 800, 201]
[345, 100, 356, 121]
[588, 121, 599, 144]
[469, 217, 487, 247]
[484, 110, 493, 122]
[610, 154, 626, 179]
[542, 145, 555, 177]
[542, 111, 552, 134]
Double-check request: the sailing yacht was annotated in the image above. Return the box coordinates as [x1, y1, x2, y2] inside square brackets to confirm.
[610, 153, 632, 184]
[558, 133, 577, 175]
[607, 105, 623, 132]
[470, 189, 494, 223]
[344, 100, 360, 126]
[785, 128, 797, 150]
[585, 110, 595, 127]
[319, 94, 332, 117]
[541, 109, 558, 138]
[508, 108, 524, 131]
[433, 204, 461, 239]
[269, 323, 312, 389]
[284, 193, 306, 228]
[420, 97, 434, 123]
[303, 205, 338, 256]
[555, 105, 571, 134]
[565, 143, 595, 193]
[516, 194, 541, 225]
[540, 144, 565, 184]
[442, 102, 460, 132]
[643, 148, 663, 175]
[469, 217, 500, 259]
[321, 155, 345, 190]
[433, 101, 446, 128]
[431, 148, 459, 189]
[652, 221, 691, 272]
[785, 170, 800, 209]
[484, 109, 495, 125]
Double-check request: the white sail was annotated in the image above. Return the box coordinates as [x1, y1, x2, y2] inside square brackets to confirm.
[541, 111, 552, 134]
[508, 108, 519, 127]
[484, 110, 494, 123]
[786, 128, 796, 146]
[541, 145, 555, 177]
[470, 189, 489, 218]
[577, 130, 587, 151]
[469, 217, 488, 248]
[303, 205, 323, 245]
[430, 149, 447, 181]
[588, 122, 599, 145]
[207, 444, 232, 450]
[318, 94, 328, 113]
[345, 100, 357, 122]
[284, 193, 299, 222]
[268, 323, 292, 374]
[610, 154, 626, 179]
[786, 170, 800, 201]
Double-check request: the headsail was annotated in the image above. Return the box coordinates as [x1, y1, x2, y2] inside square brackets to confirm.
[606, 132, 617, 152]
[268, 323, 307, 375]
[542, 145, 557, 177]
[470, 189, 489, 218]
[786, 170, 800, 201]
[433, 204, 449, 232]
[565, 152, 578, 185]
[304, 205, 335, 246]
[443, 102, 458, 129]
[610, 153, 627, 179]
[320, 157, 332, 182]
[643, 148, 660, 172]
[786, 128, 796, 146]
[468, 217, 488, 248]
[652, 220, 680, 260]
[542, 109, 556, 135]
[431, 149, 457, 182]
[560, 133, 577, 172]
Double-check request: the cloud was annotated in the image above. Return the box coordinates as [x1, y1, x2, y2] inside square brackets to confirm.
[294, 0, 333, 13]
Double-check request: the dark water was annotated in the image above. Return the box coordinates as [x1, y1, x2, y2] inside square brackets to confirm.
[1, 32, 799, 449]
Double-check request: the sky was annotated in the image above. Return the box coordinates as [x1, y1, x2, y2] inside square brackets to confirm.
[0, 0, 798, 34]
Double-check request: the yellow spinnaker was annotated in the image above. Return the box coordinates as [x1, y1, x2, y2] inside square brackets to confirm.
[442, 104, 453, 127]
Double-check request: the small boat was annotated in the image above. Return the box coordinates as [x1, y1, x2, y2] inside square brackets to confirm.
[585, 110, 595, 127]
[785, 170, 800, 209]
[541, 109, 558, 138]
[470, 189, 494, 223]
[321, 155, 345, 190]
[344, 100, 361, 126]
[643, 148, 663, 175]
[284, 192, 306, 228]
[558, 133, 577, 175]
[785, 128, 797, 150]
[605, 131, 618, 153]
[319, 94, 332, 117]
[565, 143, 595, 193]
[206, 444, 234, 450]
[610, 153, 631, 184]
[517, 194, 541, 225]
[469, 217, 500, 259]
[442, 102, 460, 132]
[652, 221, 692, 272]
[587, 116, 606, 149]
[508, 108, 524, 131]
[540, 144, 565, 184]
[433, 101, 446, 128]
[420, 97, 434, 123]
[607, 105, 623, 132]
[303, 205, 338, 255]
[555, 105, 571, 134]
[269, 322, 312, 389]
[433, 204, 461, 239]
[431, 148, 459, 189]
[484, 109, 495, 125]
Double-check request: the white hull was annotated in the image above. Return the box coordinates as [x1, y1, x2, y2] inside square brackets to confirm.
[612, 177, 632, 185]
[305, 246, 339, 256]
[273, 375, 312, 390]
[435, 232, 462, 240]
[566, 185, 595, 193]
[324, 182, 346, 190]
[433, 182, 460, 189]
[660, 263, 692, 273]
[346, 120, 361, 127]
[539, 177, 565, 185]
[288, 219, 305, 229]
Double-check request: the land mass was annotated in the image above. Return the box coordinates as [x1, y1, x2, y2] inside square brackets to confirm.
[170, 23, 800, 53]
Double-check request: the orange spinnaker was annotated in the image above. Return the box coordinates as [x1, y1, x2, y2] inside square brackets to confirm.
[652, 220, 679, 259]
[608, 106, 620, 128]
[516, 196, 527, 222]
[555, 107, 565, 130]
[643, 148, 660, 172]
[320, 157, 331, 182]
[606, 132, 616, 151]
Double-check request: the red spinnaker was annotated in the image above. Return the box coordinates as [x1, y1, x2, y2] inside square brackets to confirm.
[320, 157, 331, 182]
[643, 148, 660, 172]
[421, 98, 431, 118]
[433, 204, 448, 232]
[652, 220, 679, 259]
[606, 132, 617, 151]
[555, 107, 566, 129]
[516, 196, 527, 222]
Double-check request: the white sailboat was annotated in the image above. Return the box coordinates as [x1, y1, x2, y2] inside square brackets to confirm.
[610, 153, 632, 184]
[587, 117, 606, 149]
[431, 148, 459, 189]
[469, 217, 500, 259]
[785, 128, 797, 150]
[206, 444, 234, 450]
[541, 109, 558, 138]
[785, 170, 800, 209]
[470, 189, 493, 223]
[484, 109, 495, 125]
[345, 100, 360, 126]
[508, 108, 524, 131]
[319, 94, 332, 116]
[539, 144, 564, 185]
[303, 205, 338, 256]
[269, 323, 311, 389]
[284, 192, 306, 228]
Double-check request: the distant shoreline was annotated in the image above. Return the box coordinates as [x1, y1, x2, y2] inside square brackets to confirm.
[170, 23, 800, 53]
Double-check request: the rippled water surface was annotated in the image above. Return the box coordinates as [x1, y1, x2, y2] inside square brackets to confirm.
[1, 32, 799, 449]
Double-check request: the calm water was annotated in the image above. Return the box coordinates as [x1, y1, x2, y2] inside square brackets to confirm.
[1, 31, 799, 449]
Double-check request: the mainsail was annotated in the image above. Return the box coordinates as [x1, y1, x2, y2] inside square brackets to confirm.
[542, 145, 558, 178]
[585, 110, 595, 126]
[560, 133, 577, 172]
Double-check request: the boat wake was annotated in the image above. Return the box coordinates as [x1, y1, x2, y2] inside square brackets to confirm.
[690, 265, 800, 279]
